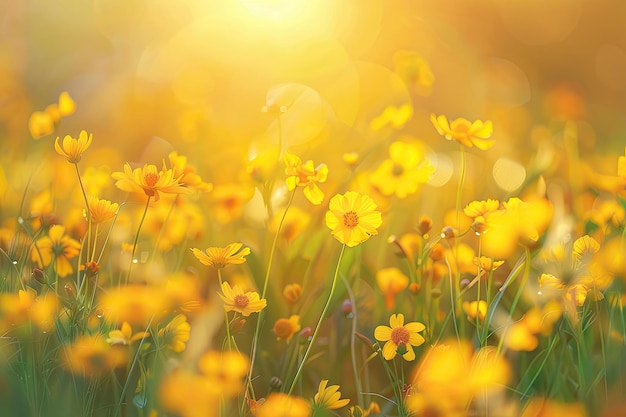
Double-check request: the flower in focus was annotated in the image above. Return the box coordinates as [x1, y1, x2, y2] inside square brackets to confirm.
[218, 281, 266, 316]
[376, 267, 409, 310]
[112, 163, 193, 202]
[31, 225, 81, 277]
[273, 315, 301, 343]
[430, 114, 494, 150]
[88, 196, 118, 224]
[464, 199, 503, 234]
[256, 393, 311, 417]
[191, 242, 250, 269]
[374, 313, 425, 361]
[325, 191, 382, 247]
[284, 152, 328, 205]
[106, 322, 150, 345]
[54, 130, 93, 163]
[369, 140, 434, 198]
[313, 379, 350, 411]
[158, 314, 191, 352]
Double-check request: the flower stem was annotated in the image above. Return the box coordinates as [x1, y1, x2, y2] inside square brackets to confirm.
[287, 244, 346, 395]
[218, 269, 233, 350]
[125, 196, 151, 286]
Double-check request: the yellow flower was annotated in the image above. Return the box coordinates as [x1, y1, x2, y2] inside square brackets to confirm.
[167, 151, 213, 193]
[370, 104, 412, 131]
[284, 152, 328, 205]
[283, 283, 302, 305]
[313, 379, 350, 410]
[191, 242, 250, 269]
[158, 314, 191, 352]
[618, 146, 626, 187]
[462, 300, 487, 322]
[376, 267, 409, 310]
[100, 285, 169, 326]
[430, 114, 494, 150]
[28, 111, 55, 139]
[63, 335, 128, 377]
[218, 281, 266, 316]
[54, 130, 92, 163]
[106, 322, 150, 345]
[112, 163, 193, 202]
[374, 313, 425, 361]
[256, 393, 311, 417]
[369, 141, 434, 198]
[325, 191, 382, 247]
[87, 196, 118, 224]
[198, 350, 249, 397]
[393, 50, 435, 96]
[273, 315, 301, 343]
[31, 225, 81, 278]
[209, 183, 255, 224]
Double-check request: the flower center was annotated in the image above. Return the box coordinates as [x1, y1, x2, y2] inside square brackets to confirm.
[391, 163, 405, 176]
[144, 172, 159, 187]
[343, 211, 359, 228]
[273, 318, 294, 339]
[390, 327, 410, 346]
[234, 294, 250, 308]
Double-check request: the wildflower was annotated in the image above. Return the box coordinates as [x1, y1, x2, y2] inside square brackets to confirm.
[369, 141, 434, 198]
[270, 206, 310, 241]
[218, 281, 266, 316]
[112, 163, 193, 202]
[256, 393, 311, 417]
[100, 285, 169, 326]
[106, 322, 150, 345]
[29, 91, 75, 139]
[283, 283, 302, 304]
[463, 300, 487, 322]
[430, 114, 494, 150]
[342, 152, 359, 168]
[374, 313, 426, 361]
[464, 199, 502, 234]
[87, 196, 118, 224]
[349, 402, 380, 417]
[198, 350, 249, 397]
[159, 370, 219, 417]
[284, 152, 328, 205]
[273, 315, 301, 343]
[17, 288, 59, 331]
[313, 379, 350, 411]
[209, 183, 255, 224]
[166, 151, 213, 193]
[63, 335, 128, 377]
[54, 130, 93, 163]
[393, 50, 435, 96]
[370, 104, 412, 131]
[191, 242, 250, 269]
[31, 225, 81, 278]
[158, 314, 191, 352]
[376, 267, 409, 310]
[325, 191, 382, 247]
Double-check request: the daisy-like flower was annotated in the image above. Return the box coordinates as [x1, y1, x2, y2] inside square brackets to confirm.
[369, 141, 434, 199]
[87, 196, 118, 224]
[464, 199, 503, 234]
[313, 379, 350, 410]
[31, 225, 81, 278]
[284, 152, 328, 205]
[166, 151, 213, 193]
[376, 267, 409, 310]
[430, 114, 494, 150]
[190, 242, 250, 269]
[29, 91, 76, 139]
[112, 163, 193, 202]
[374, 313, 426, 361]
[218, 281, 266, 316]
[106, 322, 150, 345]
[158, 314, 191, 352]
[54, 130, 93, 163]
[273, 315, 301, 343]
[325, 191, 382, 247]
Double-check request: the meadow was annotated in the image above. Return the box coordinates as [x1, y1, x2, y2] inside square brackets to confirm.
[1, 1, 625, 416]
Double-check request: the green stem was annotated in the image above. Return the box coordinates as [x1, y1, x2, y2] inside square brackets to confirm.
[74, 163, 92, 266]
[218, 269, 234, 350]
[125, 196, 152, 286]
[288, 244, 346, 395]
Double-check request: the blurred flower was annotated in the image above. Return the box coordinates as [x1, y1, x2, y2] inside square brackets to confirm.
[100, 285, 169, 326]
[619, 146, 626, 181]
[376, 267, 409, 310]
[393, 50, 435, 96]
[374, 313, 425, 361]
[369, 141, 433, 198]
[54, 130, 93, 163]
[112, 163, 192, 202]
[158, 314, 191, 352]
[29, 91, 75, 139]
[349, 402, 380, 417]
[269, 205, 310, 241]
[63, 335, 128, 377]
[313, 379, 350, 410]
[504, 301, 562, 351]
[191, 242, 250, 269]
[463, 300, 487, 322]
[166, 151, 213, 193]
[87, 196, 118, 224]
[283, 283, 302, 305]
[198, 350, 249, 397]
[430, 114, 494, 150]
[521, 397, 587, 417]
[31, 225, 81, 277]
[464, 199, 503, 234]
[256, 393, 311, 417]
[342, 152, 359, 168]
[284, 152, 328, 205]
[325, 191, 382, 247]
[106, 322, 150, 345]
[159, 370, 218, 417]
[273, 315, 301, 343]
[370, 104, 412, 131]
[218, 281, 266, 316]
[209, 182, 255, 224]
[16, 287, 59, 332]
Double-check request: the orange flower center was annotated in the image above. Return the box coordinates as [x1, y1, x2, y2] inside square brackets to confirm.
[234, 294, 250, 308]
[391, 163, 405, 176]
[273, 318, 294, 339]
[390, 327, 410, 346]
[343, 211, 359, 228]
[144, 172, 159, 187]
